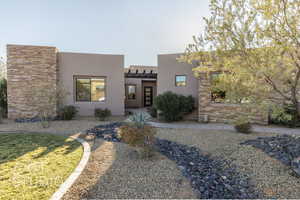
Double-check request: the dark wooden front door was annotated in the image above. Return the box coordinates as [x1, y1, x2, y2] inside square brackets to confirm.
[144, 86, 153, 107]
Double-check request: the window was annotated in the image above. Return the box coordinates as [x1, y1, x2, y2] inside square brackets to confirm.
[75, 77, 106, 102]
[175, 75, 187, 87]
[211, 73, 226, 103]
[127, 85, 136, 100]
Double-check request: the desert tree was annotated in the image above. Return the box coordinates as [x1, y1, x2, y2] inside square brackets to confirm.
[181, 0, 300, 122]
[30, 84, 69, 128]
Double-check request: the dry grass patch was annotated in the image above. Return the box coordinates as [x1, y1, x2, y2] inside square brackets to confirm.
[0, 133, 83, 200]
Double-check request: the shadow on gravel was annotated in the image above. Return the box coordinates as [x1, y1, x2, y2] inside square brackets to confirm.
[87, 123, 260, 199]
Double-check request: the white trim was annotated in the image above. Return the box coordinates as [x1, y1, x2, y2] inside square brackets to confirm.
[50, 135, 91, 200]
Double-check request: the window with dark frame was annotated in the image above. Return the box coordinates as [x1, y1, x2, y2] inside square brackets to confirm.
[127, 85, 136, 100]
[75, 77, 106, 102]
[175, 75, 187, 87]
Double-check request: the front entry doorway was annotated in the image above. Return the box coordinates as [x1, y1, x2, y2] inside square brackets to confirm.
[143, 86, 153, 107]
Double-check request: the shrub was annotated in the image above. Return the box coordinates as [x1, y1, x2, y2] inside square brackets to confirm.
[118, 112, 156, 158]
[95, 108, 111, 121]
[59, 105, 78, 120]
[234, 116, 252, 134]
[147, 107, 157, 118]
[154, 92, 182, 121]
[154, 91, 195, 122]
[0, 108, 3, 123]
[0, 78, 7, 118]
[270, 104, 299, 127]
[179, 95, 195, 113]
[118, 125, 156, 158]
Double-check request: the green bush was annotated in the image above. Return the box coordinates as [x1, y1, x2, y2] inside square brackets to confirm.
[59, 105, 78, 120]
[234, 117, 252, 134]
[270, 104, 300, 127]
[179, 95, 195, 113]
[147, 107, 157, 118]
[95, 108, 111, 121]
[0, 108, 3, 123]
[153, 91, 195, 122]
[0, 78, 7, 118]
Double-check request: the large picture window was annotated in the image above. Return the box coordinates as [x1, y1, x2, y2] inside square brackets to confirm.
[175, 75, 187, 87]
[127, 85, 136, 100]
[75, 77, 106, 102]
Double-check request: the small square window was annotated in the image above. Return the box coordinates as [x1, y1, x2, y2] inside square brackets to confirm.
[127, 85, 136, 100]
[175, 75, 187, 87]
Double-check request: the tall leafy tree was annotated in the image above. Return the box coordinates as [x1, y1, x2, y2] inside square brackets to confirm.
[0, 57, 5, 78]
[0, 57, 7, 117]
[182, 0, 300, 121]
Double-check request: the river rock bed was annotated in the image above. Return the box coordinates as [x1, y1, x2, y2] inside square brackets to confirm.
[86, 122, 123, 142]
[156, 139, 259, 199]
[242, 134, 300, 176]
[242, 134, 300, 165]
[87, 122, 259, 198]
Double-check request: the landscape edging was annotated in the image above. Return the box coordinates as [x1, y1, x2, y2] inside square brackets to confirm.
[50, 135, 91, 200]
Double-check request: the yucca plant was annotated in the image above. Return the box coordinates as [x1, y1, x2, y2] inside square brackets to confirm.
[127, 112, 151, 128]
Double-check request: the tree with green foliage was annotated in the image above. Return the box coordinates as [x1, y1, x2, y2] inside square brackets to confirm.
[181, 0, 300, 123]
[0, 78, 7, 118]
[0, 57, 7, 118]
[0, 57, 6, 78]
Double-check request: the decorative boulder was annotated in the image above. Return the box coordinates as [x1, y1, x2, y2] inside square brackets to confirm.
[291, 157, 300, 176]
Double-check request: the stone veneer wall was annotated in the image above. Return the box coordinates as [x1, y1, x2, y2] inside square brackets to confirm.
[198, 73, 268, 125]
[7, 45, 58, 119]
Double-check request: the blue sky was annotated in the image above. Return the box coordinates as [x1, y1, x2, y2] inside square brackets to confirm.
[0, 0, 210, 66]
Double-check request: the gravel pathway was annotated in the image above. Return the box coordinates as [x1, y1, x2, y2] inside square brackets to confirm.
[149, 121, 300, 135]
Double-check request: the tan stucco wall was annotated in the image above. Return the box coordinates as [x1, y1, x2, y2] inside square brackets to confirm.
[124, 78, 156, 108]
[58, 52, 125, 116]
[157, 53, 199, 106]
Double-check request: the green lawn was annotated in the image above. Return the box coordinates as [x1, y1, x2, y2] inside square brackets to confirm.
[0, 133, 83, 200]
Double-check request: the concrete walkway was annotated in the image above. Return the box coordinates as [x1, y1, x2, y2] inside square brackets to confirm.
[149, 121, 300, 135]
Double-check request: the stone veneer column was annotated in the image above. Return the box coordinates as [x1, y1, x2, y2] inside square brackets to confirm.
[198, 73, 212, 122]
[7, 45, 58, 119]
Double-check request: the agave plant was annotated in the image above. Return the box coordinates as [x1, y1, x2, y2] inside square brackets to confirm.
[127, 112, 151, 128]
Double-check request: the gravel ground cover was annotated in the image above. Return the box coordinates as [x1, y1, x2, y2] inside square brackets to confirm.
[62, 136, 196, 199]
[242, 135, 300, 166]
[242, 135, 300, 176]
[86, 123, 259, 198]
[156, 139, 258, 199]
[0, 117, 125, 136]
[156, 128, 300, 199]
